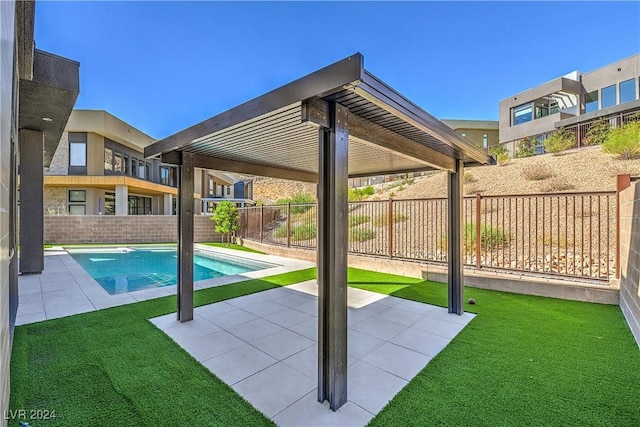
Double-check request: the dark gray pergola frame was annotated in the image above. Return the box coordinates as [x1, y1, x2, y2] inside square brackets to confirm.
[145, 53, 493, 411]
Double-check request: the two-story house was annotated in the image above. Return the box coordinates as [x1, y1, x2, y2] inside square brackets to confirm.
[44, 110, 254, 216]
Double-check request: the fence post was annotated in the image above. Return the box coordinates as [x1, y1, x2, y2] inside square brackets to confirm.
[287, 203, 291, 247]
[616, 174, 631, 279]
[260, 204, 264, 243]
[388, 198, 393, 259]
[475, 194, 482, 270]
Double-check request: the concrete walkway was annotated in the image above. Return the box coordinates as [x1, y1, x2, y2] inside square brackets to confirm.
[152, 279, 474, 426]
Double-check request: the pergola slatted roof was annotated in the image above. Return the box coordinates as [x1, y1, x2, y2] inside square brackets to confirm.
[144, 53, 493, 178]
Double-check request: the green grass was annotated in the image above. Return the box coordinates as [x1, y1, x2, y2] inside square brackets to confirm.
[10, 267, 315, 426]
[10, 267, 640, 426]
[347, 268, 640, 426]
[199, 242, 265, 254]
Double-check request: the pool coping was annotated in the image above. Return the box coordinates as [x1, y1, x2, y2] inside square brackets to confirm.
[15, 244, 315, 325]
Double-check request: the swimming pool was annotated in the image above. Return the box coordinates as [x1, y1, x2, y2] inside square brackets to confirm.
[67, 246, 276, 295]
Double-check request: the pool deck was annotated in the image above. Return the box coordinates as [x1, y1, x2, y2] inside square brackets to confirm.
[16, 244, 313, 325]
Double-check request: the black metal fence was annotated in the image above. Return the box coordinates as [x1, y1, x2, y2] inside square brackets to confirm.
[239, 191, 618, 282]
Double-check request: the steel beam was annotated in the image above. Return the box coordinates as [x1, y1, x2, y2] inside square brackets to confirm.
[317, 103, 349, 411]
[177, 152, 195, 322]
[447, 159, 464, 315]
[19, 129, 44, 274]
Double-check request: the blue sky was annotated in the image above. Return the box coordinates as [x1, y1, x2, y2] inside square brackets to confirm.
[35, 1, 640, 140]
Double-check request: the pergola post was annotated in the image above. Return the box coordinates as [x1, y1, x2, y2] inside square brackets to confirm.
[317, 102, 349, 411]
[447, 159, 464, 315]
[19, 129, 44, 274]
[177, 151, 195, 322]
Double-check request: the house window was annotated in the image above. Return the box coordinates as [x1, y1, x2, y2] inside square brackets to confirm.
[620, 78, 636, 104]
[160, 166, 172, 186]
[226, 186, 231, 196]
[104, 148, 113, 171]
[601, 84, 617, 109]
[128, 195, 152, 215]
[130, 158, 138, 177]
[104, 192, 115, 215]
[513, 103, 533, 125]
[68, 132, 88, 174]
[69, 190, 86, 202]
[114, 153, 124, 173]
[585, 90, 599, 113]
[482, 134, 488, 148]
[208, 178, 215, 196]
[68, 205, 86, 215]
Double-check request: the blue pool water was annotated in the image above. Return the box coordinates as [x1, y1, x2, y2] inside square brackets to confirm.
[67, 247, 275, 295]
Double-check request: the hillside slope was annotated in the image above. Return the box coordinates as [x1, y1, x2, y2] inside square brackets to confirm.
[252, 146, 640, 202]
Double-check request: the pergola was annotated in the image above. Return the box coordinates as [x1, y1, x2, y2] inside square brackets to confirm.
[144, 53, 493, 410]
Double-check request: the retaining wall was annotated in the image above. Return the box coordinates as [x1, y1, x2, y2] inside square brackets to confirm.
[619, 182, 640, 347]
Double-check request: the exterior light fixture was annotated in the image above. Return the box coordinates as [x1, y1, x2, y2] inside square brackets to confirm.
[42, 117, 53, 122]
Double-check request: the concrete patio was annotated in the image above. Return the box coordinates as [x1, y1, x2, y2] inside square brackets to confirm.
[15, 244, 313, 325]
[152, 279, 474, 426]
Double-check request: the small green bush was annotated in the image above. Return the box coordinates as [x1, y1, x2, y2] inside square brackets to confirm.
[544, 127, 574, 155]
[349, 214, 370, 227]
[490, 144, 510, 166]
[275, 193, 316, 214]
[273, 225, 287, 238]
[440, 223, 510, 253]
[583, 118, 611, 146]
[373, 212, 407, 226]
[463, 172, 477, 184]
[349, 227, 376, 242]
[290, 223, 316, 240]
[516, 137, 537, 158]
[211, 201, 239, 245]
[348, 186, 375, 202]
[602, 121, 640, 159]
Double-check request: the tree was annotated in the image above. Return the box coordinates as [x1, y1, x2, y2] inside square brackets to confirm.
[211, 201, 240, 245]
[516, 137, 537, 158]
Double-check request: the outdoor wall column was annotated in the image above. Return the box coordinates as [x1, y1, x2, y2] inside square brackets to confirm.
[164, 193, 173, 215]
[19, 129, 44, 274]
[317, 102, 349, 411]
[447, 159, 464, 315]
[177, 152, 194, 322]
[115, 185, 128, 215]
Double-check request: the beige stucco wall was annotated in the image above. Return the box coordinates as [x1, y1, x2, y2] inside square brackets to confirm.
[86, 132, 104, 176]
[0, 1, 15, 422]
[619, 181, 640, 347]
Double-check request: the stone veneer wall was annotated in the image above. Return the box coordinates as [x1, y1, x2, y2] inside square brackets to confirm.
[619, 182, 640, 347]
[46, 131, 68, 175]
[44, 187, 67, 215]
[44, 215, 224, 244]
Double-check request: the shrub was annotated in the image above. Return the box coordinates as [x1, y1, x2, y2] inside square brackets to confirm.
[273, 224, 287, 238]
[291, 223, 316, 240]
[544, 127, 574, 155]
[211, 201, 239, 245]
[490, 144, 511, 166]
[583, 118, 611, 146]
[349, 214, 370, 227]
[463, 172, 477, 184]
[522, 163, 555, 181]
[602, 121, 640, 159]
[349, 227, 375, 242]
[539, 178, 574, 193]
[276, 193, 316, 214]
[348, 186, 375, 202]
[516, 137, 537, 158]
[373, 212, 407, 226]
[440, 223, 510, 253]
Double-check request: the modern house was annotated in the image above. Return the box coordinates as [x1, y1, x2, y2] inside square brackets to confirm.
[44, 110, 254, 216]
[499, 54, 640, 154]
[1, 0, 81, 417]
[441, 119, 499, 151]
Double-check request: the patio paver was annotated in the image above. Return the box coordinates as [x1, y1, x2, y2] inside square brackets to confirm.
[152, 281, 475, 426]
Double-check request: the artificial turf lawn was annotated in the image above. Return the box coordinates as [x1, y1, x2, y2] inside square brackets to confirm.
[199, 242, 265, 254]
[10, 266, 640, 426]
